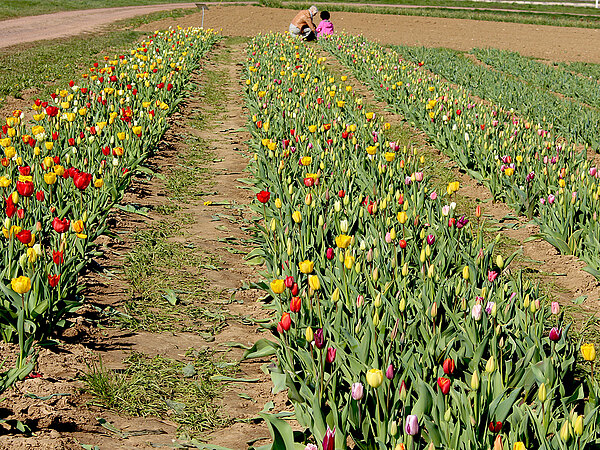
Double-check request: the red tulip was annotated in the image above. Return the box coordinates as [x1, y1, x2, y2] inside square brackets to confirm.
[326, 347, 336, 363]
[52, 217, 70, 234]
[549, 327, 561, 342]
[303, 177, 314, 187]
[256, 190, 270, 203]
[488, 421, 502, 433]
[45, 106, 59, 117]
[326, 248, 334, 260]
[279, 312, 291, 331]
[291, 283, 299, 296]
[448, 217, 456, 227]
[73, 172, 92, 190]
[48, 274, 61, 287]
[437, 377, 451, 395]
[338, 190, 345, 198]
[399, 239, 407, 249]
[53, 250, 64, 264]
[16, 229, 32, 245]
[5, 196, 16, 218]
[17, 208, 24, 219]
[290, 296, 301, 313]
[16, 181, 34, 197]
[443, 358, 455, 375]
[36, 191, 45, 202]
[285, 276, 294, 288]
[18, 166, 31, 176]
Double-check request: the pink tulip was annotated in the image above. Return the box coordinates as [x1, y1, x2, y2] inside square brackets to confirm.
[551, 302, 560, 315]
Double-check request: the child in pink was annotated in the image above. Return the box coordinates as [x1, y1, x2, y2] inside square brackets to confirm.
[316, 11, 334, 38]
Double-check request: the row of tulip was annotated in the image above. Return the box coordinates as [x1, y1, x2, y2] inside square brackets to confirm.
[0, 27, 219, 385]
[394, 45, 600, 150]
[471, 48, 600, 110]
[243, 33, 599, 449]
[319, 34, 600, 279]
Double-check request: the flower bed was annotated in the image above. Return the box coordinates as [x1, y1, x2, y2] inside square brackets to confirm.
[243, 33, 599, 449]
[0, 27, 219, 387]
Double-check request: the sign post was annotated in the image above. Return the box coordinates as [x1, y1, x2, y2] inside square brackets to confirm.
[196, 3, 209, 28]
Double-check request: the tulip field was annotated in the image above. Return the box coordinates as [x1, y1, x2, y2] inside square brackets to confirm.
[3, 11, 600, 450]
[0, 27, 219, 388]
[243, 33, 600, 449]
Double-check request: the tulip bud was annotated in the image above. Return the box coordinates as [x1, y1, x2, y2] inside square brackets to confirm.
[523, 294, 530, 308]
[340, 219, 349, 233]
[444, 408, 452, 422]
[427, 264, 434, 278]
[430, 302, 437, 318]
[485, 357, 495, 373]
[538, 383, 547, 402]
[390, 420, 398, 437]
[374, 292, 382, 308]
[305, 326, 313, 343]
[331, 288, 340, 303]
[560, 420, 572, 442]
[373, 310, 380, 327]
[573, 415, 583, 436]
[462, 265, 470, 280]
[372, 267, 379, 282]
[471, 371, 480, 390]
[395, 380, 406, 403]
[402, 262, 408, 277]
[399, 297, 406, 312]
[270, 218, 277, 232]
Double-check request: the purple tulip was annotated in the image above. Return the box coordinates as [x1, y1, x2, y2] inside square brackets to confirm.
[386, 364, 394, 380]
[549, 327, 561, 342]
[322, 426, 335, 450]
[485, 301, 495, 315]
[326, 347, 336, 363]
[426, 234, 435, 245]
[405, 415, 419, 435]
[314, 328, 325, 349]
[351, 382, 364, 400]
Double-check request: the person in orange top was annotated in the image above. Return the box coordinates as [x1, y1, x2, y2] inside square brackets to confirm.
[289, 5, 318, 41]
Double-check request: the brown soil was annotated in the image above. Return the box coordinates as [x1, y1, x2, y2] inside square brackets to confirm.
[1, 6, 600, 450]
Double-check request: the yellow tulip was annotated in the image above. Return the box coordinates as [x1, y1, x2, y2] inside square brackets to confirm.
[292, 211, 302, 223]
[94, 178, 104, 188]
[44, 172, 57, 185]
[397, 211, 408, 224]
[298, 260, 314, 274]
[462, 265, 470, 280]
[573, 415, 583, 436]
[11, 276, 31, 294]
[335, 234, 352, 249]
[538, 383, 547, 402]
[513, 443, 525, 450]
[560, 420, 571, 442]
[0, 176, 11, 188]
[305, 326, 313, 342]
[270, 279, 285, 294]
[72, 220, 84, 234]
[308, 275, 320, 291]
[344, 253, 355, 270]
[581, 343, 596, 361]
[366, 368, 384, 388]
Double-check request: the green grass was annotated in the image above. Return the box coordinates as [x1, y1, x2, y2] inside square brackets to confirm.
[0, 1, 205, 20]
[282, 2, 600, 29]
[82, 350, 237, 436]
[166, 135, 215, 200]
[116, 220, 228, 334]
[0, 9, 194, 105]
